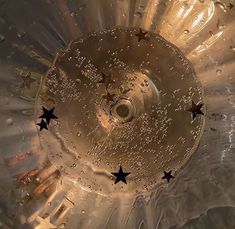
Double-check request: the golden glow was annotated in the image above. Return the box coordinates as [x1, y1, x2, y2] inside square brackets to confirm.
[191, 31, 224, 54]
[142, 1, 159, 30]
[192, 11, 204, 28]
[158, 0, 215, 49]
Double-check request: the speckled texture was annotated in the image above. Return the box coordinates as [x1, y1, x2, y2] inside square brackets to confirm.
[0, 0, 234, 228]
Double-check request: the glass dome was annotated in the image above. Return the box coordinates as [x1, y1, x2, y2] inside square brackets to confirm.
[0, 0, 234, 228]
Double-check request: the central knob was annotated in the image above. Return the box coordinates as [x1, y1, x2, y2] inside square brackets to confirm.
[116, 104, 129, 118]
[111, 98, 136, 124]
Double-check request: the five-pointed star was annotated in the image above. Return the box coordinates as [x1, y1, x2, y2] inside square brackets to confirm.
[186, 100, 204, 120]
[135, 28, 148, 42]
[103, 92, 116, 104]
[111, 166, 130, 184]
[37, 119, 48, 131]
[36, 216, 56, 229]
[39, 107, 58, 125]
[20, 72, 36, 89]
[98, 72, 115, 89]
[162, 170, 175, 183]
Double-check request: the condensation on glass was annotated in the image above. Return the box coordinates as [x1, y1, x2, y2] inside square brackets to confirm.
[0, 0, 234, 229]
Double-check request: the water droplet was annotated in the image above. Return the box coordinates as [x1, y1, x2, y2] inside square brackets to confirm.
[230, 46, 235, 51]
[134, 12, 142, 18]
[59, 223, 66, 228]
[78, 4, 86, 11]
[216, 69, 222, 76]
[17, 31, 25, 38]
[215, 1, 227, 12]
[70, 163, 77, 168]
[184, 29, 189, 34]
[218, 24, 225, 30]
[81, 210, 85, 214]
[6, 118, 13, 125]
[0, 34, 5, 42]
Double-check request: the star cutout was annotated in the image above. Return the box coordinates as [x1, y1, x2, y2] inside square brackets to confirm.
[111, 166, 130, 184]
[135, 28, 148, 42]
[103, 92, 116, 104]
[162, 170, 175, 183]
[36, 216, 56, 229]
[37, 119, 48, 131]
[186, 100, 204, 120]
[229, 3, 234, 9]
[39, 107, 58, 125]
[19, 72, 36, 89]
[98, 72, 115, 89]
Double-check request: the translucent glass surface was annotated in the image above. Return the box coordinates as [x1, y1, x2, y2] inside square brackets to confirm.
[0, 0, 234, 228]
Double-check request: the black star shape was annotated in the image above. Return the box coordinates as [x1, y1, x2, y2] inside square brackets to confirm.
[37, 119, 48, 131]
[111, 166, 130, 184]
[39, 107, 58, 125]
[135, 28, 148, 42]
[19, 72, 36, 89]
[229, 3, 234, 9]
[103, 92, 116, 104]
[186, 100, 204, 120]
[162, 170, 175, 183]
[98, 72, 115, 89]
